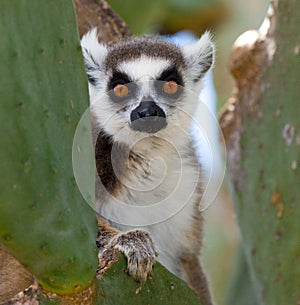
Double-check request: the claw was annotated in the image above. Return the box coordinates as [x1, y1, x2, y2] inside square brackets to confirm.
[99, 229, 157, 282]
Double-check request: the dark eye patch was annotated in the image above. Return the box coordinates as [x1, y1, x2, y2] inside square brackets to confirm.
[108, 71, 137, 103]
[157, 67, 183, 86]
[156, 67, 183, 99]
[108, 71, 132, 91]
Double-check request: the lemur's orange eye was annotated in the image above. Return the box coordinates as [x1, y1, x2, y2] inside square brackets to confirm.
[113, 84, 129, 98]
[163, 80, 178, 95]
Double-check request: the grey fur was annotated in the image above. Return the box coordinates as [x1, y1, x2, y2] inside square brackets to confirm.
[105, 37, 187, 72]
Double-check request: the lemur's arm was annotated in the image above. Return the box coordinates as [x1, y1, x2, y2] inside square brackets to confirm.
[96, 216, 157, 282]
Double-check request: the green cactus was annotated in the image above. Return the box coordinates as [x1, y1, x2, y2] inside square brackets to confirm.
[224, 247, 259, 305]
[94, 255, 203, 305]
[38, 254, 203, 305]
[221, 0, 300, 304]
[0, 0, 98, 294]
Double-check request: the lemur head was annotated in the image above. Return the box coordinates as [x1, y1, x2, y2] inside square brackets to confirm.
[81, 29, 214, 145]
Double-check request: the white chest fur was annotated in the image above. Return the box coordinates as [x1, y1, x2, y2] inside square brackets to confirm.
[96, 138, 203, 276]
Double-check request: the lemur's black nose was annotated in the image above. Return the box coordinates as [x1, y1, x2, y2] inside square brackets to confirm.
[137, 107, 158, 118]
[130, 101, 167, 133]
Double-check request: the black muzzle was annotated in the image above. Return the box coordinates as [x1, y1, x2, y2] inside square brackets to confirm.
[130, 101, 167, 133]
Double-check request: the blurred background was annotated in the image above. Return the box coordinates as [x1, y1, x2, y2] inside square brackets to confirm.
[106, 0, 269, 304]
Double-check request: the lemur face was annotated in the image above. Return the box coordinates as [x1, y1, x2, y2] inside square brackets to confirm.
[81, 29, 214, 144]
[105, 59, 184, 134]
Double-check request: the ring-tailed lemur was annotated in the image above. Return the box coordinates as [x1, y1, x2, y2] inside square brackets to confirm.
[81, 29, 215, 305]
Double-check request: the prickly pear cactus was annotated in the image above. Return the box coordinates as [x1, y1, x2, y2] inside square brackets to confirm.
[0, 0, 98, 294]
[38, 254, 204, 305]
[220, 0, 300, 304]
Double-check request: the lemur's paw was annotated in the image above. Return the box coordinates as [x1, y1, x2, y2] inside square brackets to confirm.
[99, 230, 158, 282]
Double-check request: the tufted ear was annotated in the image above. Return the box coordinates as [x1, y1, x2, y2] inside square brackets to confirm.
[81, 28, 108, 87]
[182, 32, 215, 82]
